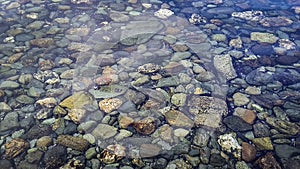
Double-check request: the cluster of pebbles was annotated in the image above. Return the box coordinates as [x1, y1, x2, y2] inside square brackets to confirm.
[0, 0, 300, 169]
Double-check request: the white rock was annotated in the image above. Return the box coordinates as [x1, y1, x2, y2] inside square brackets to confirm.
[154, 9, 174, 19]
[218, 133, 241, 159]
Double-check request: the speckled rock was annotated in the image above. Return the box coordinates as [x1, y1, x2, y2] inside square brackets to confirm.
[43, 145, 67, 169]
[57, 135, 90, 151]
[213, 54, 237, 80]
[252, 137, 273, 150]
[233, 92, 250, 106]
[30, 38, 54, 47]
[218, 133, 242, 159]
[99, 98, 123, 113]
[4, 138, 29, 159]
[250, 32, 278, 44]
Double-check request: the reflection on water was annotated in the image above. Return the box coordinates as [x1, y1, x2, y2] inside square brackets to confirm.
[0, 0, 299, 168]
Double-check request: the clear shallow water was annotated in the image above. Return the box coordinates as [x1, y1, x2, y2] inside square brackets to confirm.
[0, 0, 299, 169]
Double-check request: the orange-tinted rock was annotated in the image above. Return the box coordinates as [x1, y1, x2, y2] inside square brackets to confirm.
[242, 142, 257, 162]
[119, 116, 134, 128]
[234, 107, 257, 124]
[99, 98, 123, 113]
[133, 117, 156, 135]
[5, 138, 29, 159]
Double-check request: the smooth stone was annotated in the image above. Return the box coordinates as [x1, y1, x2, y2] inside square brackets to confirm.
[89, 85, 128, 99]
[15, 33, 35, 41]
[274, 144, 300, 159]
[91, 123, 118, 140]
[0, 112, 19, 133]
[251, 43, 274, 55]
[27, 87, 45, 97]
[16, 95, 35, 104]
[241, 142, 257, 162]
[171, 52, 191, 61]
[140, 144, 161, 158]
[59, 91, 93, 109]
[156, 76, 179, 87]
[233, 108, 256, 124]
[223, 115, 252, 132]
[36, 136, 52, 148]
[18, 74, 33, 84]
[212, 34, 227, 42]
[164, 110, 194, 128]
[171, 93, 187, 107]
[85, 147, 97, 160]
[120, 20, 164, 45]
[245, 86, 261, 95]
[109, 12, 129, 22]
[174, 128, 189, 138]
[233, 92, 250, 106]
[0, 102, 12, 112]
[0, 81, 20, 89]
[235, 161, 251, 169]
[83, 133, 96, 144]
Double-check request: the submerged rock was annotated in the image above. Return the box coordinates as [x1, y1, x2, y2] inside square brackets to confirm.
[250, 32, 278, 44]
[4, 138, 29, 159]
[218, 133, 242, 159]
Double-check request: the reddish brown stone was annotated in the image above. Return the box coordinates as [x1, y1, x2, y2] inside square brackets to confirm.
[254, 152, 282, 169]
[133, 117, 156, 135]
[242, 142, 257, 162]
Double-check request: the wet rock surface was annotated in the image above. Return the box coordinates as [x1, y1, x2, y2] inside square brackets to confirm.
[0, 0, 299, 168]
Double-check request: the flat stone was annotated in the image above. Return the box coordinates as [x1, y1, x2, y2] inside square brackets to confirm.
[118, 116, 134, 128]
[0, 81, 20, 89]
[89, 85, 128, 99]
[188, 96, 228, 128]
[57, 135, 90, 151]
[67, 42, 92, 52]
[36, 136, 53, 148]
[30, 38, 54, 47]
[223, 115, 252, 132]
[99, 98, 123, 113]
[15, 95, 35, 104]
[68, 108, 87, 124]
[91, 123, 118, 140]
[252, 137, 273, 150]
[233, 107, 256, 124]
[241, 142, 257, 162]
[140, 144, 161, 158]
[250, 32, 278, 44]
[245, 86, 261, 95]
[120, 20, 164, 45]
[0, 112, 19, 133]
[171, 52, 192, 61]
[26, 124, 53, 140]
[164, 110, 194, 128]
[156, 76, 179, 87]
[213, 54, 237, 80]
[59, 91, 93, 109]
[274, 144, 300, 159]
[109, 12, 129, 22]
[233, 92, 250, 106]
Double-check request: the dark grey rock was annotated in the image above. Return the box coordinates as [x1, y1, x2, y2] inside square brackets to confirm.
[253, 122, 270, 137]
[43, 145, 67, 169]
[245, 69, 274, 85]
[153, 158, 168, 169]
[274, 144, 300, 159]
[210, 153, 226, 167]
[17, 160, 38, 169]
[25, 150, 44, 163]
[63, 122, 77, 135]
[0, 112, 19, 133]
[26, 124, 53, 140]
[15, 33, 35, 42]
[0, 159, 13, 169]
[193, 128, 210, 147]
[223, 115, 252, 132]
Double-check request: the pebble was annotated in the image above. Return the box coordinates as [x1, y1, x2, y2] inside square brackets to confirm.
[245, 86, 261, 95]
[218, 133, 242, 159]
[164, 110, 193, 128]
[233, 92, 250, 106]
[223, 115, 252, 132]
[36, 136, 52, 148]
[99, 98, 123, 113]
[254, 152, 281, 169]
[250, 32, 278, 44]
[0, 102, 12, 112]
[59, 91, 93, 109]
[43, 145, 67, 169]
[91, 123, 118, 140]
[0, 111, 19, 133]
[133, 117, 156, 135]
[0, 80, 20, 89]
[241, 142, 257, 162]
[233, 107, 256, 124]
[140, 144, 161, 158]
[118, 116, 134, 128]
[171, 93, 187, 107]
